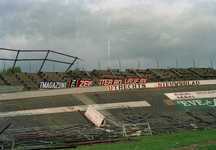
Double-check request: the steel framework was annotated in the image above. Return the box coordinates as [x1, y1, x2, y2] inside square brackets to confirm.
[0, 48, 83, 73]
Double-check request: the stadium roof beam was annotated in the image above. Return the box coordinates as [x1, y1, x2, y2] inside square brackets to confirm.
[0, 48, 82, 73]
[12, 50, 20, 73]
[148, 69, 165, 79]
[65, 57, 78, 73]
[188, 68, 204, 77]
[132, 68, 141, 78]
[38, 50, 50, 73]
[168, 66, 182, 77]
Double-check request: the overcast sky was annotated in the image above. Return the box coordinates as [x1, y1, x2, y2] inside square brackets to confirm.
[0, 0, 216, 72]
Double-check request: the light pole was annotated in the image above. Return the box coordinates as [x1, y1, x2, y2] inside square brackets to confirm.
[137, 59, 140, 70]
[210, 58, 213, 68]
[192, 58, 195, 68]
[98, 59, 100, 70]
[77, 61, 79, 69]
[29, 61, 31, 73]
[118, 59, 121, 71]
[53, 62, 55, 72]
[175, 59, 178, 68]
[156, 59, 159, 69]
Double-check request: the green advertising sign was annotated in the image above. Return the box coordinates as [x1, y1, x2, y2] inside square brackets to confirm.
[172, 98, 216, 110]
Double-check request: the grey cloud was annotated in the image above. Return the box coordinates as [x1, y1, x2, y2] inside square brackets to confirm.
[0, 0, 216, 72]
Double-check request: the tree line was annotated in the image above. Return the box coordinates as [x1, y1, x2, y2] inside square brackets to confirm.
[0, 66, 22, 75]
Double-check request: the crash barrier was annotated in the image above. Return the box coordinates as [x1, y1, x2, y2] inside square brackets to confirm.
[107, 80, 216, 91]
[40, 77, 148, 89]
[39, 79, 216, 90]
[0, 85, 24, 93]
[67, 77, 148, 87]
[1, 79, 216, 101]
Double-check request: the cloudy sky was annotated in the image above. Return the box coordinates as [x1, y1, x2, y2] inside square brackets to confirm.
[0, 0, 216, 72]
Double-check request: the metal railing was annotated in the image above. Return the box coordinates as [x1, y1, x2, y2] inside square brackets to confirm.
[132, 68, 141, 77]
[108, 67, 117, 78]
[168, 66, 182, 77]
[148, 69, 165, 79]
[188, 68, 204, 77]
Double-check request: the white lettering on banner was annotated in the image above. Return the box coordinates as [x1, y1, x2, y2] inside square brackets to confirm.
[108, 83, 146, 91]
[174, 93, 191, 96]
[177, 99, 216, 107]
[99, 79, 122, 86]
[158, 81, 200, 87]
[165, 90, 216, 100]
[124, 77, 148, 84]
[67, 79, 92, 87]
[113, 79, 122, 85]
[77, 80, 93, 87]
[40, 81, 66, 89]
[70, 80, 77, 87]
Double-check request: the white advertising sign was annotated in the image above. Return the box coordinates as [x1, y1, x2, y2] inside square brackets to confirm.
[165, 90, 216, 100]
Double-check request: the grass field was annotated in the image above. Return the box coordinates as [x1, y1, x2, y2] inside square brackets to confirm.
[16, 128, 216, 150]
[73, 129, 216, 150]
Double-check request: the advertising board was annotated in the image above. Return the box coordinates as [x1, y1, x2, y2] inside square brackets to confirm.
[99, 78, 122, 86]
[108, 83, 146, 91]
[67, 79, 93, 88]
[158, 80, 200, 87]
[172, 98, 216, 110]
[165, 90, 216, 100]
[40, 81, 66, 89]
[157, 80, 216, 88]
[124, 77, 148, 84]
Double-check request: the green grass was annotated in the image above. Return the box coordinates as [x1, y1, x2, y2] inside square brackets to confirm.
[15, 129, 216, 150]
[197, 144, 216, 150]
[73, 129, 216, 150]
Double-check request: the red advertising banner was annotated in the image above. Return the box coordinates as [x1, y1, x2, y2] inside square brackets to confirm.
[76, 80, 93, 87]
[124, 77, 148, 84]
[99, 78, 122, 86]
[67, 79, 93, 88]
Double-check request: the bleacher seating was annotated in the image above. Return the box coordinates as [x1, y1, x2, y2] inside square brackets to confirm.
[0, 67, 215, 91]
[0, 75, 7, 85]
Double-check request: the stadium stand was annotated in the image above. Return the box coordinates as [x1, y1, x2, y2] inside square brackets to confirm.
[0, 67, 215, 91]
[0, 75, 6, 85]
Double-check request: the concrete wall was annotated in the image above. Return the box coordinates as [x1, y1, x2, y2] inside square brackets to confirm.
[0, 85, 24, 93]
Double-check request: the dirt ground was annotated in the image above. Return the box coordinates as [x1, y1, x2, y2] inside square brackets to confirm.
[167, 140, 216, 150]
